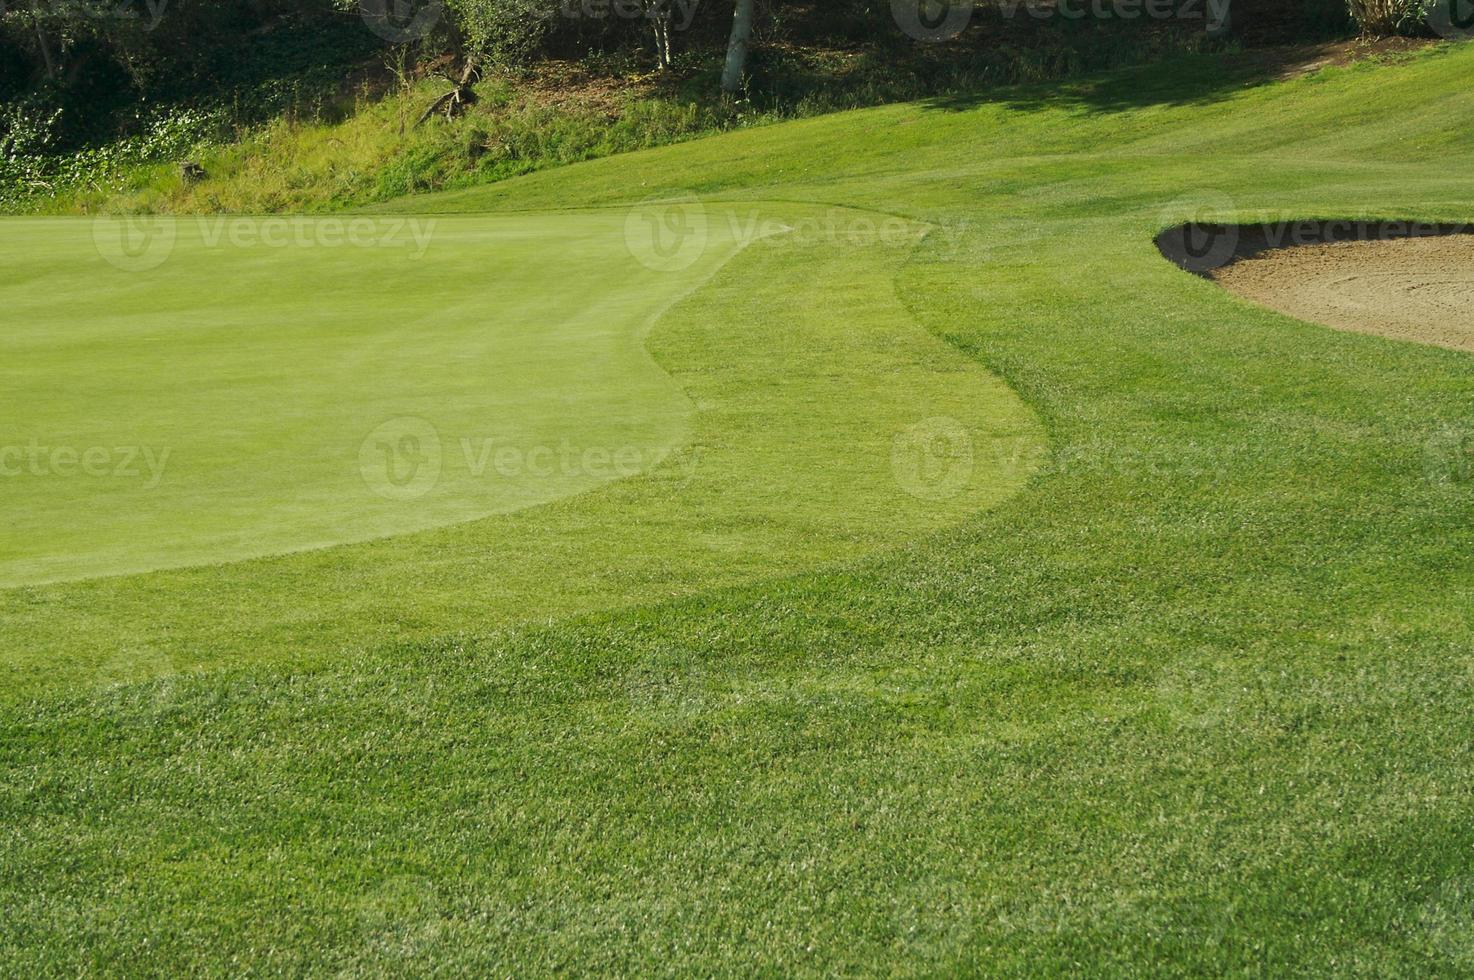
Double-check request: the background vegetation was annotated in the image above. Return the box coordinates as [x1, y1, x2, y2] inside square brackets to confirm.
[0, 0, 1378, 213]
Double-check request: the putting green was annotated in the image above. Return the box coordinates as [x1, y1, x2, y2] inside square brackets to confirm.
[0, 202, 1042, 690]
[0, 211, 757, 586]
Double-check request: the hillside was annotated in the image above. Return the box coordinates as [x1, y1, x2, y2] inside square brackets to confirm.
[3, 2, 1258, 216]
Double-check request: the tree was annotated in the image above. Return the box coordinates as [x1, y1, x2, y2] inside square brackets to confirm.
[442, 0, 556, 62]
[363, 0, 555, 125]
[414, 56, 482, 126]
[720, 0, 753, 95]
[0, 0, 114, 83]
[643, 0, 675, 72]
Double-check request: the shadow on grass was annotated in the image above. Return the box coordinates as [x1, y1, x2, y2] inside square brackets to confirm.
[922, 38, 1442, 115]
[1156, 219, 1474, 276]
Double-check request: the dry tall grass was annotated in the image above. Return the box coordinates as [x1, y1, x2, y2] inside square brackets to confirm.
[1346, 0, 1421, 34]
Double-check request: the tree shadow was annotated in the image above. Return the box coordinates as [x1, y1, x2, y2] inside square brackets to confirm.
[1157, 219, 1474, 276]
[921, 38, 1438, 116]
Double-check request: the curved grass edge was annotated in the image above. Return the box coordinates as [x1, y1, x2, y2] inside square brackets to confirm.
[0, 201, 1044, 700]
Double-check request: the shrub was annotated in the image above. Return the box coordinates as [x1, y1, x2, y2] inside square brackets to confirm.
[1346, 0, 1427, 35]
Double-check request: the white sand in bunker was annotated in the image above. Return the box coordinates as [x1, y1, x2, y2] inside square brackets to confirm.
[1213, 234, 1474, 352]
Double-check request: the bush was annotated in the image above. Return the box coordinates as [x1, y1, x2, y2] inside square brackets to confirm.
[1346, 0, 1427, 35]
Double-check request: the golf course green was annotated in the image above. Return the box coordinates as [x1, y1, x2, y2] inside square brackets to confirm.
[0, 201, 1040, 688]
[2, 211, 741, 584]
[4, 41, 1474, 975]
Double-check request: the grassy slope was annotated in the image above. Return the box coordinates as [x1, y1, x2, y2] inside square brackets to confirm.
[40, 76, 734, 216]
[11, 24, 1219, 217]
[5, 44, 1474, 973]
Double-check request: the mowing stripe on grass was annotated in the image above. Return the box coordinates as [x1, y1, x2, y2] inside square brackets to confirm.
[0, 203, 1042, 694]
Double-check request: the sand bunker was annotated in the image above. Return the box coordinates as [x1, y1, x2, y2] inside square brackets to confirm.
[1214, 234, 1474, 352]
[1160, 222, 1474, 353]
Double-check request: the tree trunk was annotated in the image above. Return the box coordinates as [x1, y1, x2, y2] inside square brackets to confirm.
[33, 18, 57, 80]
[414, 57, 480, 128]
[720, 0, 754, 95]
[650, 6, 672, 71]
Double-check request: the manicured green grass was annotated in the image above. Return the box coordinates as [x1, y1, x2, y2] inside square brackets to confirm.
[0, 211, 741, 585]
[0, 201, 1037, 691]
[5, 42, 1474, 975]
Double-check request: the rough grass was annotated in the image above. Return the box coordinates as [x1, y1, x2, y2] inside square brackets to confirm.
[18, 76, 747, 217]
[13, 21, 1224, 218]
[5, 40, 1474, 975]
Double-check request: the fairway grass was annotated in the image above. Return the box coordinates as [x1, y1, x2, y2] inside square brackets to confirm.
[0, 202, 1040, 692]
[6, 42, 1474, 975]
